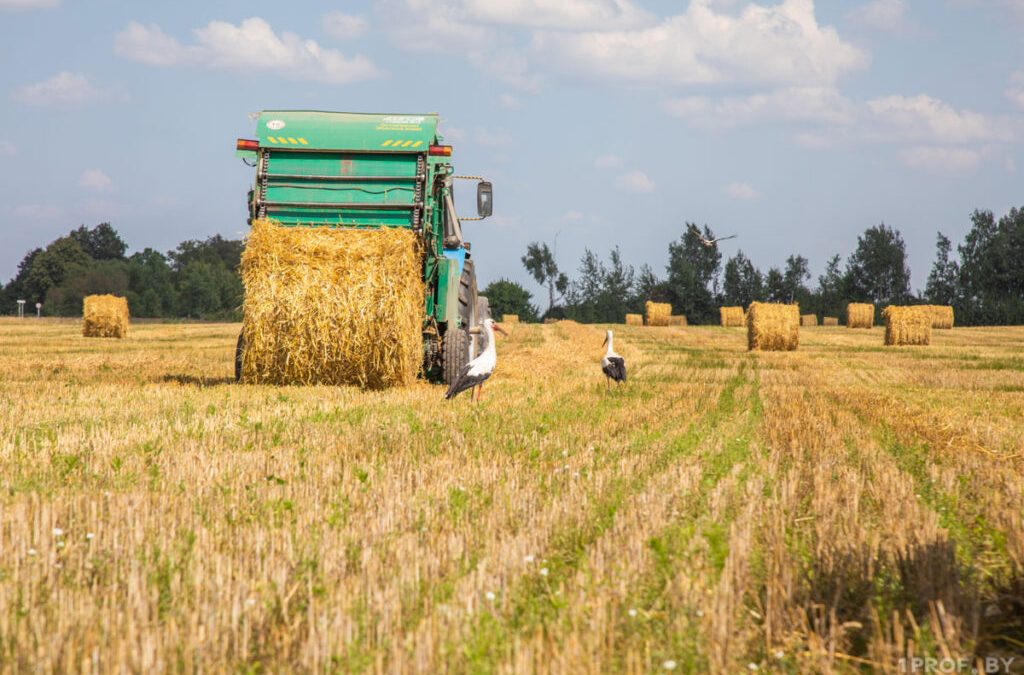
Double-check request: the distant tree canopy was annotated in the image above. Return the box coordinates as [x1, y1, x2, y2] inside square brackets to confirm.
[521, 207, 1024, 326]
[1, 223, 242, 319]
[6, 207, 1024, 327]
[481, 279, 539, 323]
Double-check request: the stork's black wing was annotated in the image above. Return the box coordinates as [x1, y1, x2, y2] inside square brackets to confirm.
[444, 364, 492, 400]
[602, 356, 626, 383]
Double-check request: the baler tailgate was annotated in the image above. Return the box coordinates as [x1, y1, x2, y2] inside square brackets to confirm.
[260, 150, 424, 228]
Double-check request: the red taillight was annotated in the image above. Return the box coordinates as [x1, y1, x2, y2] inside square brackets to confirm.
[236, 138, 259, 151]
[428, 144, 452, 157]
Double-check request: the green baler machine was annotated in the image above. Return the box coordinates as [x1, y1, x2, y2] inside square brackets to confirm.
[235, 110, 493, 384]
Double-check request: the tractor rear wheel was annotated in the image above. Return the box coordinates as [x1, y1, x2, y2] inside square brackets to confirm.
[443, 327, 469, 386]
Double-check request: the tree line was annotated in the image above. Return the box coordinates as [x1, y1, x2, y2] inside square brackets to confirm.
[1, 223, 243, 319]
[487, 206, 1024, 327]
[3, 206, 1022, 326]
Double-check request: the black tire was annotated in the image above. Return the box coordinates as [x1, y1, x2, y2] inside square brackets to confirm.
[458, 259, 478, 330]
[443, 327, 469, 386]
[234, 331, 245, 383]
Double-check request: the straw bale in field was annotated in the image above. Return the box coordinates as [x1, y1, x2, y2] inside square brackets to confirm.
[800, 314, 818, 327]
[747, 302, 799, 351]
[720, 306, 745, 327]
[883, 306, 932, 346]
[82, 294, 129, 338]
[645, 301, 671, 326]
[240, 220, 424, 388]
[847, 303, 874, 329]
[823, 317, 839, 326]
[625, 313, 643, 326]
[668, 315, 687, 327]
[926, 305, 954, 329]
[502, 314, 520, 324]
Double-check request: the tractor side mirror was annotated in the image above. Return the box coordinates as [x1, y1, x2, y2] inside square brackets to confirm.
[476, 181, 493, 218]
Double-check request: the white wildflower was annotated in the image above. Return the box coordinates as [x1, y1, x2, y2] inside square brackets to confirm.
[628, 608, 638, 617]
[663, 660, 677, 670]
[524, 554, 534, 563]
[485, 591, 496, 601]
[52, 527, 63, 537]
[86, 532, 94, 541]
[539, 567, 549, 577]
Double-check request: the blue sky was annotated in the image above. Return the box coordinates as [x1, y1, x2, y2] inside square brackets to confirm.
[1, 0, 1022, 301]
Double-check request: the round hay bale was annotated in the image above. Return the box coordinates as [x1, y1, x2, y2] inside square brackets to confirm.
[747, 302, 799, 351]
[883, 306, 932, 346]
[800, 313, 818, 327]
[720, 306, 745, 327]
[625, 313, 643, 326]
[846, 302, 875, 329]
[926, 305, 954, 329]
[645, 301, 671, 326]
[240, 220, 424, 388]
[82, 294, 129, 338]
[502, 314, 520, 324]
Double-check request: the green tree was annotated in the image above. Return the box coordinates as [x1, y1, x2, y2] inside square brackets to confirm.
[845, 223, 911, 306]
[957, 208, 1024, 324]
[481, 279, 539, 322]
[925, 233, 959, 306]
[722, 251, 763, 307]
[177, 261, 242, 319]
[45, 260, 131, 316]
[666, 223, 721, 323]
[521, 242, 568, 316]
[782, 254, 811, 305]
[69, 223, 127, 260]
[816, 254, 845, 319]
[127, 248, 178, 317]
[22, 237, 91, 307]
[764, 267, 786, 302]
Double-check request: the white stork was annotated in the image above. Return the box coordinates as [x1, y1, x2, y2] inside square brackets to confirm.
[601, 329, 626, 389]
[689, 224, 737, 248]
[445, 318, 508, 402]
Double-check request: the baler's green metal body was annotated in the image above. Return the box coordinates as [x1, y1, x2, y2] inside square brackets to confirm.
[236, 110, 486, 382]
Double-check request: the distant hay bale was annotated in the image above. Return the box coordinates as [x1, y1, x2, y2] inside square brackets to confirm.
[847, 303, 875, 329]
[82, 294, 129, 338]
[240, 219, 423, 388]
[625, 313, 643, 326]
[502, 314, 520, 324]
[823, 316, 839, 326]
[668, 315, 687, 326]
[645, 301, 671, 327]
[720, 306, 745, 327]
[883, 306, 932, 346]
[800, 314, 818, 327]
[747, 302, 799, 351]
[926, 305, 954, 329]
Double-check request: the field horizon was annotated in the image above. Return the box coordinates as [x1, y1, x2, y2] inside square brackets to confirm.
[1, 319, 1022, 673]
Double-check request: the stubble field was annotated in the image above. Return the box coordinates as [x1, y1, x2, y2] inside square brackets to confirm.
[0, 318, 1022, 673]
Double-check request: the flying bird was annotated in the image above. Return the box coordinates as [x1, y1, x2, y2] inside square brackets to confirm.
[445, 318, 508, 402]
[601, 329, 626, 390]
[690, 224, 737, 248]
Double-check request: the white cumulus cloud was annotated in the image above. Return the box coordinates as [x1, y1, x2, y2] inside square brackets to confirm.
[457, 0, 653, 29]
[865, 94, 1015, 144]
[534, 0, 867, 87]
[115, 17, 380, 84]
[724, 182, 759, 199]
[616, 170, 655, 193]
[79, 169, 114, 192]
[12, 72, 102, 106]
[322, 11, 369, 39]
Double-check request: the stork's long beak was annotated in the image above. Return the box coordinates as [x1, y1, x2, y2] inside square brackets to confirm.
[493, 323, 508, 336]
[602, 336, 608, 347]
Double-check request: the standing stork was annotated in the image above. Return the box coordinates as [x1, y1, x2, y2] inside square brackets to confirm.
[601, 329, 626, 390]
[445, 318, 508, 401]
